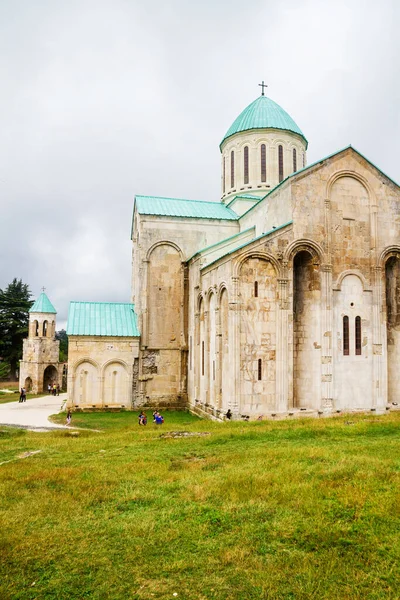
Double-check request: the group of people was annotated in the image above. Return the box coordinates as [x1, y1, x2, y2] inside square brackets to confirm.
[138, 410, 164, 425]
[47, 383, 60, 396]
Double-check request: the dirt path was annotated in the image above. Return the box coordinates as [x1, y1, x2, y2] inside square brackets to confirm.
[0, 393, 68, 430]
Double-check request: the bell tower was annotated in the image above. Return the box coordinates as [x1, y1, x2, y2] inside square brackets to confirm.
[19, 290, 60, 393]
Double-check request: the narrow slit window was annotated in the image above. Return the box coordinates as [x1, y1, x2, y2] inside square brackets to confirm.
[293, 148, 297, 173]
[261, 144, 266, 182]
[254, 281, 258, 297]
[258, 358, 262, 381]
[244, 146, 249, 184]
[201, 341, 205, 376]
[343, 316, 349, 355]
[278, 145, 284, 182]
[230, 150, 235, 188]
[223, 157, 226, 194]
[355, 316, 362, 355]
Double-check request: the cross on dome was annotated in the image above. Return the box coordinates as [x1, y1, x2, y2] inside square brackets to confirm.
[258, 80, 268, 96]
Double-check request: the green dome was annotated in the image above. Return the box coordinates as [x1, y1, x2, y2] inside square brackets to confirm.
[221, 95, 307, 148]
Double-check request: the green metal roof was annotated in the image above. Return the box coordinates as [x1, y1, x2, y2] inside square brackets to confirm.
[221, 95, 307, 148]
[135, 195, 238, 220]
[67, 302, 140, 337]
[202, 221, 293, 271]
[29, 292, 57, 314]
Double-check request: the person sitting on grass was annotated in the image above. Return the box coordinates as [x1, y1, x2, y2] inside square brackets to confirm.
[138, 411, 147, 425]
[154, 412, 164, 425]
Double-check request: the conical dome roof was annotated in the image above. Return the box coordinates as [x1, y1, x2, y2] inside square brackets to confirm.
[221, 95, 307, 148]
[29, 292, 57, 314]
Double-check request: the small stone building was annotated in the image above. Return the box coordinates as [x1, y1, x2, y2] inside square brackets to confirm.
[66, 302, 140, 409]
[19, 292, 61, 393]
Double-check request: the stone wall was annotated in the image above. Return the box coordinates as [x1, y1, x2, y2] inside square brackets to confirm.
[67, 336, 139, 409]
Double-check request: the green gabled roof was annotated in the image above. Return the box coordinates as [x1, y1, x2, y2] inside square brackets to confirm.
[221, 95, 307, 148]
[135, 195, 238, 220]
[29, 292, 57, 314]
[66, 302, 140, 337]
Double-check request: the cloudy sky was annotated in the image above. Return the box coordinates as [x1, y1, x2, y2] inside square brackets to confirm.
[1, 0, 399, 328]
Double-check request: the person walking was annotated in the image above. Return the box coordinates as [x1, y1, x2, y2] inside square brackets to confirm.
[19, 388, 24, 403]
[66, 410, 72, 426]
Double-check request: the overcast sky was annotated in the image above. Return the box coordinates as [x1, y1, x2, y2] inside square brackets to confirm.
[0, 0, 399, 328]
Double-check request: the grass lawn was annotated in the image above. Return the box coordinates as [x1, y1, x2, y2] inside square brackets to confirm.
[0, 411, 400, 599]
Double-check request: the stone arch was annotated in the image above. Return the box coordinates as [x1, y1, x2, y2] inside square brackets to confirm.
[208, 291, 217, 408]
[72, 357, 100, 371]
[234, 250, 281, 278]
[219, 287, 229, 411]
[33, 320, 39, 337]
[379, 246, 400, 269]
[292, 248, 321, 409]
[384, 251, 400, 404]
[146, 240, 184, 262]
[333, 269, 371, 292]
[24, 377, 32, 392]
[284, 239, 324, 264]
[239, 255, 278, 414]
[326, 170, 375, 204]
[43, 365, 58, 391]
[147, 242, 183, 348]
[73, 360, 100, 406]
[102, 360, 129, 406]
[43, 320, 48, 337]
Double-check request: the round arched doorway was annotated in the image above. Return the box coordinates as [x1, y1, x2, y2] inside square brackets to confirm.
[24, 377, 32, 392]
[43, 365, 58, 392]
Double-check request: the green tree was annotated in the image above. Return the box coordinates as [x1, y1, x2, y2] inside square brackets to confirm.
[56, 329, 69, 362]
[0, 279, 33, 379]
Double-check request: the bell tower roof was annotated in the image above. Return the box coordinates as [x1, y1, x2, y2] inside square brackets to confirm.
[29, 291, 57, 314]
[220, 94, 307, 149]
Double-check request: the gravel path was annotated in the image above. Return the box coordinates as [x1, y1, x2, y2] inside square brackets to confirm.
[0, 393, 68, 430]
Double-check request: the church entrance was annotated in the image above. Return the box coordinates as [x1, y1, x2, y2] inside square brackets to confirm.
[43, 365, 58, 392]
[385, 255, 400, 404]
[293, 250, 321, 409]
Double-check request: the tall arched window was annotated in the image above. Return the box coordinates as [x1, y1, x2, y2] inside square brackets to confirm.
[261, 144, 266, 182]
[243, 146, 249, 184]
[355, 316, 362, 355]
[343, 316, 349, 355]
[230, 150, 235, 188]
[223, 157, 226, 194]
[278, 145, 284, 182]
[293, 148, 297, 173]
[43, 320, 48, 337]
[258, 358, 262, 381]
[254, 281, 258, 297]
[34, 320, 39, 337]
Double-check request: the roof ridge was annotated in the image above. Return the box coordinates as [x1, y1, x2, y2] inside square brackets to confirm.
[136, 194, 227, 206]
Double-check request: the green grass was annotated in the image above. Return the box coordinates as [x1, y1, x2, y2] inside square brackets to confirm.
[1, 411, 400, 599]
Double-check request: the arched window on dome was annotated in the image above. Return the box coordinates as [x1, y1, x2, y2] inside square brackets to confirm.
[261, 144, 266, 182]
[230, 150, 235, 188]
[293, 148, 297, 173]
[223, 157, 226, 194]
[278, 145, 284, 182]
[243, 146, 249, 184]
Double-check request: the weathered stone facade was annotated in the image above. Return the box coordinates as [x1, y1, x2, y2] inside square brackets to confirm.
[58, 92, 400, 418]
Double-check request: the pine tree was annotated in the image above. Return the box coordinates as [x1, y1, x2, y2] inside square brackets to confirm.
[0, 279, 33, 379]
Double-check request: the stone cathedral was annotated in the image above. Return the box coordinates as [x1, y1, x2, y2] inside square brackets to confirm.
[57, 89, 400, 418]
